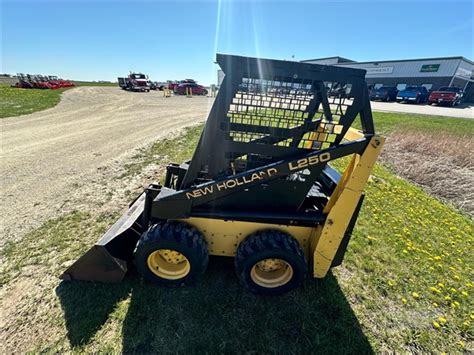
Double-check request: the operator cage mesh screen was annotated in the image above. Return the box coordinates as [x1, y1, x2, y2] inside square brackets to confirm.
[223, 76, 354, 170]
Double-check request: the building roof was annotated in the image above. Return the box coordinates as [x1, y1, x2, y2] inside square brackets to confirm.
[300, 56, 355, 63]
[302, 56, 473, 66]
[336, 56, 473, 66]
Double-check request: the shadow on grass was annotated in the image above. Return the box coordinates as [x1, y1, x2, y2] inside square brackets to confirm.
[57, 257, 372, 353]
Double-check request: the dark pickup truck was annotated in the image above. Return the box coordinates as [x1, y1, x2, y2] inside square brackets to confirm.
[370, 86, 398, 102]
[428, 87, 464, 106]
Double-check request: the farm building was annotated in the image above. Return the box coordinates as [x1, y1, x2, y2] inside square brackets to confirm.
[302, 56, 474, 102]
[217, 55, 474, 102]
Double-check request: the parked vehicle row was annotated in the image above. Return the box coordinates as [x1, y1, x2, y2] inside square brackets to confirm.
[13, 73, 75, 90]
[368, 86, 464, 106]
[117, 76, 208, 95]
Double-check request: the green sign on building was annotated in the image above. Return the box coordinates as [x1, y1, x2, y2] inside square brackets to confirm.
[420, 64, 440, 72]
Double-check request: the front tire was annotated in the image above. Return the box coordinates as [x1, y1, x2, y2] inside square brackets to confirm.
[134, 222, 208, 287]
[235, 230, 307, 295]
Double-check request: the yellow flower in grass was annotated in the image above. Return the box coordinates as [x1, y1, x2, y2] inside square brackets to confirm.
[463, 320, 471, 328]
[461, 291, 469, 297]
[387, 280, 395, 286]
[444, 295, 452, 301]
[470, 314, 474, 320]
[458, 341, 465, 349]
[401, 297, 408, 304]
[437, 282, 445, 288]
[429, 287, 441, 294]
[412, 292, 420, 299]
[433, 321, 441, 329]
[438, 316, 447, 325]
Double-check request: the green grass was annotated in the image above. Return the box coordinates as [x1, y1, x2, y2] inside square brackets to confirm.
[73, 81, 117, 86]
[0, 85, 70, 118]
[0, 80, 118, 118]
[1, 115, 473, 352]
[371, 111, 474, 136]
[122, 125, 202, 177]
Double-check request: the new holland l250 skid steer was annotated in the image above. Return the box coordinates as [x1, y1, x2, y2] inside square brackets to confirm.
[62, 54, 384, 295]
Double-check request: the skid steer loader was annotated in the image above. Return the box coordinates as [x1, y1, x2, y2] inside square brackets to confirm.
[62, 54, 384, 295]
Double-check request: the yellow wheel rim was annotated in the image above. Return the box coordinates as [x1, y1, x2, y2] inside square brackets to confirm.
[250, 258, 293, 288]
[147, 249, 190, 280]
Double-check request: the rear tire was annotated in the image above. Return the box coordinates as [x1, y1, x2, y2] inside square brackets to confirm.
[235, 230, 307, 295]
[134, 221, 208, 287]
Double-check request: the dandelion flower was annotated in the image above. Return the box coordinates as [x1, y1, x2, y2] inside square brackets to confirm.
[461, 291, 469, 297]
[438, 316, 447, 324]
[433, 321, 441, 329]
[401, 297, 407, 304]
[412, 292, 420, 299]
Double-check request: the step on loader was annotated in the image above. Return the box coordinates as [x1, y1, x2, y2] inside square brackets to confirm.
[62, 54, 384, 295]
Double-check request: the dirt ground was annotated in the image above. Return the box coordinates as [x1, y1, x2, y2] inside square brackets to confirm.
[0, 87, 212, 248]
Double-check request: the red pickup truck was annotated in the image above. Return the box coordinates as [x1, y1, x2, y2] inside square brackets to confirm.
[428, 87, 464, 106]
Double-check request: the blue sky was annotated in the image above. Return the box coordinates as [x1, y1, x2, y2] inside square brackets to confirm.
[2, 1, 473, 85]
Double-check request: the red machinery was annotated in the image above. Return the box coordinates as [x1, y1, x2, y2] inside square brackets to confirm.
[13, 74, 75, 89]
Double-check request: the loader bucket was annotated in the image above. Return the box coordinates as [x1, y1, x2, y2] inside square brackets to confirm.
[60, 192, 146, 282]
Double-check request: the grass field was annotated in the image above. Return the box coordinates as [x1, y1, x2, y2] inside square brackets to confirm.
[0, 85, 70, 118]
[1, 113, 473, 353]
[73, 81, 116, 87]
[0, 81, 116, 118]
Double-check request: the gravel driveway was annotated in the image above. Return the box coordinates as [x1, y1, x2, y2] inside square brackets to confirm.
[0, 87, 211, 246]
